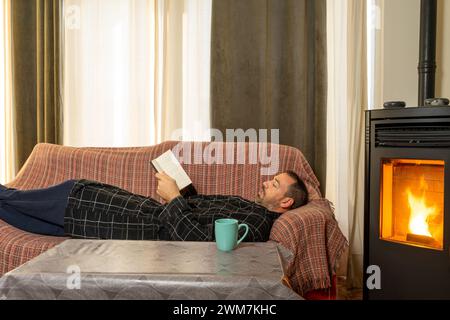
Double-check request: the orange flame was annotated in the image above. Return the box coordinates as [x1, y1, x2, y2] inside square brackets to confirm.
[406, 177, 436, 237]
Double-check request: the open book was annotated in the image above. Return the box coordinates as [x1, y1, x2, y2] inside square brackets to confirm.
[151, 150, 198, 197]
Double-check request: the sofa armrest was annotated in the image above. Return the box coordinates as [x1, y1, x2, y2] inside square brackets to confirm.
[269, 199, 348, 295]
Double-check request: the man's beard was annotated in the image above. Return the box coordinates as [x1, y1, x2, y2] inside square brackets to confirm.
[255, 188, 264, 204]
[255, 188, 277, 211]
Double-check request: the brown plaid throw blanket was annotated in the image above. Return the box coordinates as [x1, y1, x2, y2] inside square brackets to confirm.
[270, 199, 348, 295]
[1, 142, 348, 295]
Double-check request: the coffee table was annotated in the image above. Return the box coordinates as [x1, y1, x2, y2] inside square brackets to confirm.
[0, 240, 302, 300]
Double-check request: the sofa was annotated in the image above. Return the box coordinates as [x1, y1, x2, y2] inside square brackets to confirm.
[0, 141, 348, 298]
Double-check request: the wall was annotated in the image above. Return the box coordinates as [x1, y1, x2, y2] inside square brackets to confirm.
[381, 0, 450, 106]
[382, 0, 420, 107]
[437, 0, 450, 99]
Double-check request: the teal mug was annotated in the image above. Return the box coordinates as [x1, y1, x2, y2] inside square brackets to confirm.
[214, 219, 249, 252]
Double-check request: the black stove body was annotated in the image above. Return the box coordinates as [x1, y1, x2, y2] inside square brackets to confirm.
[364, 106, 450, 299]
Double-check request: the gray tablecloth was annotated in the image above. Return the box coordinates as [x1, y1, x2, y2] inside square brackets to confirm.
[0, 240, 302, 300]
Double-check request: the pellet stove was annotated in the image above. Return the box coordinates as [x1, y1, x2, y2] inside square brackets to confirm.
[364, 107, 450, 299]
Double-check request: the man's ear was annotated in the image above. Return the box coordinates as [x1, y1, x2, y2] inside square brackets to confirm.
[280, 197, 294, 209]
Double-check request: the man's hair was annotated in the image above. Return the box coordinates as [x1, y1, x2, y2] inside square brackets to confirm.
[284, 171, 308, 209]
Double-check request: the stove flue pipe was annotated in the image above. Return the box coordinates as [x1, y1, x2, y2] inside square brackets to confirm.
[418, 0, 437, 106]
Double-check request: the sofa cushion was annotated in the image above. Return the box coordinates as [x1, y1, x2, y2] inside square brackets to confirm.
[0, 219, 66, 276]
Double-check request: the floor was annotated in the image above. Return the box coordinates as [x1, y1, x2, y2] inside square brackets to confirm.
[336, 276, 363, 300]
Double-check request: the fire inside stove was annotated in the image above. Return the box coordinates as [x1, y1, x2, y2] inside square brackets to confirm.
[380, 159, 444, 250]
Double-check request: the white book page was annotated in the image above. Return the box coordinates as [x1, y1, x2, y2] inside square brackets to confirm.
[151, 150, 192, 190]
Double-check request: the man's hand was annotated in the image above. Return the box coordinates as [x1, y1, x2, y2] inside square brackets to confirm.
[155, 172, 181, 203]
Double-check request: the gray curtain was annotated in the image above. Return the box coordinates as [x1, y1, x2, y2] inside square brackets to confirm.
[211, 0, 327, 191]
[10, 0, 63, 171]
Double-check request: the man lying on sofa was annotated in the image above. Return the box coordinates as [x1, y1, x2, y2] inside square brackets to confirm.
[0, 171, 308, 242]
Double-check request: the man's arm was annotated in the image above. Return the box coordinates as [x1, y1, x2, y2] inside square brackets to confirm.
[159, 196, 213, 241]
[155, 172, 213, 241]
[159, 195, 275, 242]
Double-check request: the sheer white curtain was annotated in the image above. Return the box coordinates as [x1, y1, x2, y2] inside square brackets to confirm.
[326, 0, 368, 288]
[0, 0, 15, 184]
[63, 0, 212, 147]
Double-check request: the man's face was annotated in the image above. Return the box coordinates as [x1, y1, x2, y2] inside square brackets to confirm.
[255, 172, 296, 213]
